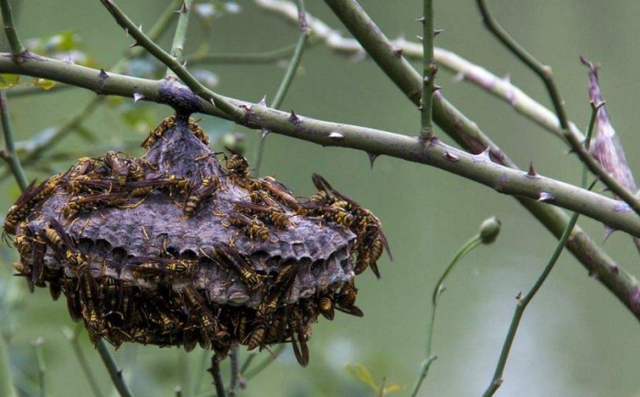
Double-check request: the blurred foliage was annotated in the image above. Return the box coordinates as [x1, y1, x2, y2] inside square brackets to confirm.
[3, 1, 640, 397]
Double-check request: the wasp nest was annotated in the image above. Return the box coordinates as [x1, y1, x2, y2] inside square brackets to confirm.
[3, 114, 391, 365]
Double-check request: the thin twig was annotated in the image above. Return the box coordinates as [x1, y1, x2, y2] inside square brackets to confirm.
[476, 0, 568, 129]
[62, 327, 104, 397]
[99, 0, 244, 121]
[228, 345, 240, 397]
[0, 335, 17, 397]
[475, 0, 640, 217]
[0, 90, 27, 190]
[481, 104, 601, 397]
[167, 0, 195, 79]
[208, 354, 226, 397]
[0, 0, 25, 58]
[0, 0, 180, 181]
[420, 0, 436, 139]
[319, 0, 629, 331]
[239, 353, 257, 377]
[96, 340, 134, 397]
[243, 344, 286, 381]
[30, 337, 46, 397]
[188, 43, 301, 66]
[254, 0, 309, 176]
[410, 234, 484, 396]
[190, 349, 210, 396]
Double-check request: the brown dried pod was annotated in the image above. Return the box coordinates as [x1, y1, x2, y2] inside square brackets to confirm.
[4, 114, 390, 367]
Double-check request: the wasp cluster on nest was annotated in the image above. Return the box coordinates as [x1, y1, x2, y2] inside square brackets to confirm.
[3, 114, 391, 366]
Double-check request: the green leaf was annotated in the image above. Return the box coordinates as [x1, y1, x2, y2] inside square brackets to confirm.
[0, 74, 20, 90]
[32, 78, 56, 91]
[383, 384, 403, 395]
[345, 364, 378, 391]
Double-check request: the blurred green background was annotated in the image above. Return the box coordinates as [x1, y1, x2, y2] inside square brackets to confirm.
[2, 1, 640, 396]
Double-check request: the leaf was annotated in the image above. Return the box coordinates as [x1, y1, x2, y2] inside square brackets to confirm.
[0, 74, 20, 89]
[383, 384, 403, 395]
[345, 364, 378, 391]
[32, 78, 56, 91]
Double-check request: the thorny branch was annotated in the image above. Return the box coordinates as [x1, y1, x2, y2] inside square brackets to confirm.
[0, 0, 25, 59]
[475, 0, 640, 218]
[166, 0, 194, 79]
[96, 341, 134, 397]
[0, 90, 27, 190]
[254, 0, 310, 176]
[2, 52, 640, 319]
[420, 0, 436, 139]
[482, 102, 601, 397]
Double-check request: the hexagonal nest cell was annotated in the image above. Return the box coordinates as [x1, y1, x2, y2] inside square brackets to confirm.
[3, 114, 391, 365]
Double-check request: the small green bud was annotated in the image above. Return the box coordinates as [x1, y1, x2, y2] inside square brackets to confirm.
[479, 216, 501, 244]
[219, 132, 246, 154]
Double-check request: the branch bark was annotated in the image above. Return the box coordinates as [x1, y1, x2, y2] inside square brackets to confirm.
[2, 53, 640, 322]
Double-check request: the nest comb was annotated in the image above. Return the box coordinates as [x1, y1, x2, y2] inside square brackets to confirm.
[3, 114, 391, 365]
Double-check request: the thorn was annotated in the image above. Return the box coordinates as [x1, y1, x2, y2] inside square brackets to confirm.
[538, 192, 554, 202]
[423, 76, 430, 84]
[515, 291, 522, 300]
[417, 105, 423, 111]
[138, 25, 143, 33]
[478, 147, 492, 161]
[261, 128, 270, 139]
[434, 29, 444, 36]
[209, 98, 216, 108]
[416, 35, 423, 42]
[393, 48, 403, 58]
[367, 152, 378, 169]
[133, 93, 145, 103]
[182, 59, 188, 67]
[128, 41, 139, 49]
[526, 162, 539, 178]
[444, 151, 459, 162]
[417, 16, 425, 23]
[453, 72, 465, 83]
[328, 132, 345, 141]
[603, 226, 615, 243]
[258, 95, 267, 107]
[288, 110, 300, 123]
[180, 1, 189, 13]
[433, 84, 442, 92]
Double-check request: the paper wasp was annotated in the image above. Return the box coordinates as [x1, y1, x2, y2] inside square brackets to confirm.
[61, 193, 127, 219]
[233, 201, 293, 229]
[224, 211, 273, 246]
[129, 257, 198, 280]
[210, 243, 263, 291]
[4, 175, 60, 236]
[183, 176, 220, 217]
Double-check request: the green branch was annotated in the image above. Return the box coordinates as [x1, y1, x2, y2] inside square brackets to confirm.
[244, 344, 285, 381]
[3, 55, 640, 324]
[98, 0, 244, 121]
[0, 90, 27, 190]
[319, 0, 634, 335]
[420, 0, 436, 139]
[481, 104, 600, 396]
[411, 217, 501, 397]
[31, 337, 46, 397]
[228, 346, 240, 397]
[0, 0, 25, 59]
[62, 327, 104, 397]
[188, 43, 301, 66]
[167, 0, 195, 79]
[2, 55, 638, 234]
[0, 336, 17, 397]
[208, 355, 226, 397]
[97, 341, 134, 397]
[254, 0, 309, 176]
[476, 0, 569, 129]
[475, 0, 640, 218]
